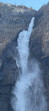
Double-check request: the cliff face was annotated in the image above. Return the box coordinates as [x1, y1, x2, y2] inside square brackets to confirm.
[30, 4, 49, 110]
[0, 2, 49, 111]
[0, 3, 36, 57]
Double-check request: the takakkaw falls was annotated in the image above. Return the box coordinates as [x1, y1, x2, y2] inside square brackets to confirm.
[11, 17, 47, 111]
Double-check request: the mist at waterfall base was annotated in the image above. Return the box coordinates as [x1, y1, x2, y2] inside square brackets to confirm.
[11, 17, 47, 111]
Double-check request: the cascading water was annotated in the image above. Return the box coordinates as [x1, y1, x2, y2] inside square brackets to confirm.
[11, 17, 47, 111]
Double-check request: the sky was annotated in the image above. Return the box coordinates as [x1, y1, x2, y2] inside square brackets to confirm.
[0, 0, 49, 10]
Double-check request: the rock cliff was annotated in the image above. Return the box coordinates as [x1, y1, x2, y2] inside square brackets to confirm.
[0, 2, 49, 111]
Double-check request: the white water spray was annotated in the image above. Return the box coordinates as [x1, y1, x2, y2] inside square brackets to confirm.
[11, 17, 47, 111]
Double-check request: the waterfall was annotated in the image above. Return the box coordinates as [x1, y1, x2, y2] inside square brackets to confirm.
[11, 17, 47, 111]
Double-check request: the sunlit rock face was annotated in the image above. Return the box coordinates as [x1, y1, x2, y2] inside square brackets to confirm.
[0, 2, 49, 111]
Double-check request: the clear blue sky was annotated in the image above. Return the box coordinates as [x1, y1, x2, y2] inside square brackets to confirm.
[0, 0, 49, 10]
